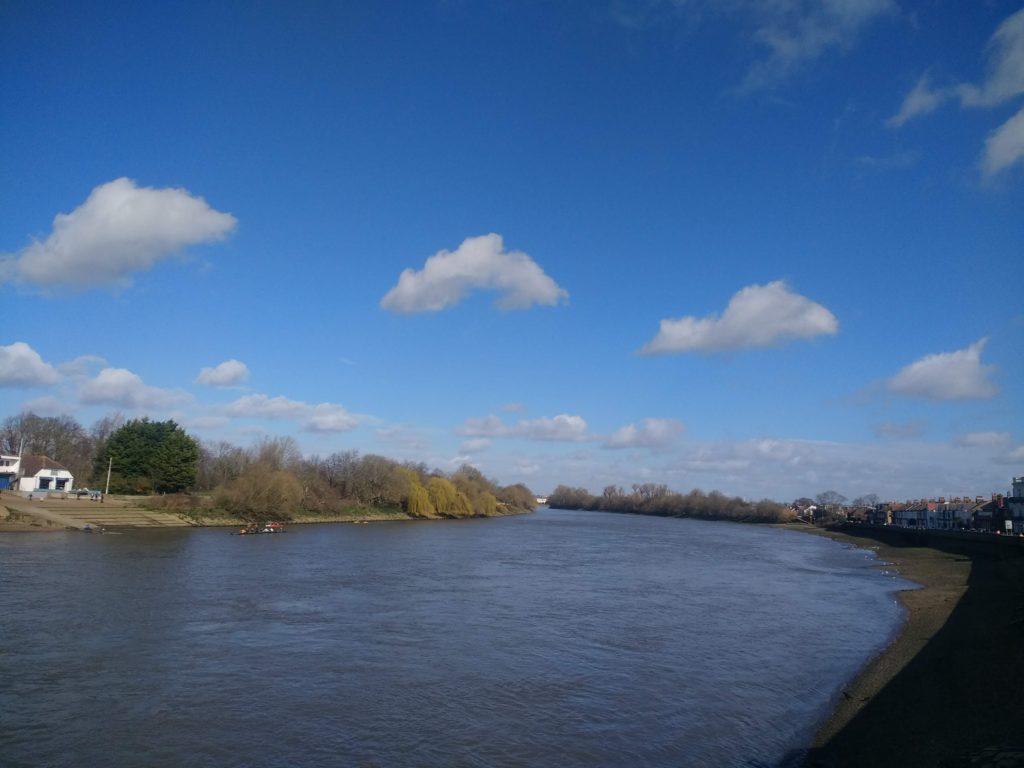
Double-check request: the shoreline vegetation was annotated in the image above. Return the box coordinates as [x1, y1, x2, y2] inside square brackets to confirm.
[547, 483, 794, 522]
[1, 414, 537, 527]
[793, 524, 1024, 768]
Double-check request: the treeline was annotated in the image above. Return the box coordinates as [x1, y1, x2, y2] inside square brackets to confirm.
[1, 412, 535, 521]
[548, 483, 794, 524]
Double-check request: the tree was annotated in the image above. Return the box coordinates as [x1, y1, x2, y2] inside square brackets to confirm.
[95, 419, 199, 494]
[498, 483, 536, 511]
[426, 476, 472, 517]
[1, 412, 94, 484]
[852, 494, 880, 507]
[152, 427, 200, 493]
[815, 490, 847, 508]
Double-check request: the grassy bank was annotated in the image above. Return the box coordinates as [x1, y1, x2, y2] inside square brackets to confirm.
[145, 494, 532, 527]
[792, 525, 1024, 767]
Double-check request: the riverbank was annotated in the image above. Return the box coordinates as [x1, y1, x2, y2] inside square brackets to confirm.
[1, 495, 533, 532]
[792, 525, 1024, 767]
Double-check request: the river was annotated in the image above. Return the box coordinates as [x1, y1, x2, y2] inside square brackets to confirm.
[0, 509, 912, 767]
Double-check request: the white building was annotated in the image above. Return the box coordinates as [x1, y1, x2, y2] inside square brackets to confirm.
[0, 454, 20, 490]
[16, 455, 74, 494]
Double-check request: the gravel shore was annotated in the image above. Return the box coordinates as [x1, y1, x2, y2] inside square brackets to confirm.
[800, 526, 1024, 767]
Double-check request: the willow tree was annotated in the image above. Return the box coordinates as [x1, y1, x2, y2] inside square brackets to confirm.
[426, 476, 472, 517]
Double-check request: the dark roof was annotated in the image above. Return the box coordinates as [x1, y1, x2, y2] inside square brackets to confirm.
[20, 455, 70, 477]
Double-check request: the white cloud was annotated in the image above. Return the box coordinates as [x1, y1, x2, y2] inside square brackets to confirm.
[614, 1, 895, 90]
[57, 354, 107, 378]
[306, 404, 359, 433]
[380, 233, 568, 313]
[640, 281, 838, 354]
[196, 359, 250, 387]
[739, 0, 896, 90]
[79, 367, 192, 409]
[604, 418, 685, 450]
[0, 342, 60, 387]
[457, 415, 507, 438]
[956, 8, 1024, 108]
[887, 9, 1024, 178]
[953, 431, 1013, 449]
[223, 393, 358, 433]
[887, 338, 998, 401]
[456, 413, 591, 442]
[982, 105, 1024, 177]
[224, 394, 308, 419]
[1000, 445, 1024, 465]
[459, 438, 493, 453]
[500, 402, 527, 413]
[515, 415, 590, 441]
[887, 74, 951, 127]
[4, 177, 237, 289]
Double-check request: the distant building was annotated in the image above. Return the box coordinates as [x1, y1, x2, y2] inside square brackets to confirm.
[1006, 477, 1023, 535]
[0, 454, 20, 490]
[15, 455, 74, 494]
[970, 495, 1006, 532]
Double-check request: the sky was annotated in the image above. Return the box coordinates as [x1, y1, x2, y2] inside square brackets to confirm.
[2, 0, 1023, 502]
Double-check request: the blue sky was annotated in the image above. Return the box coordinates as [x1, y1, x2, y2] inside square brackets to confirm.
[2, 0, 1023, 501]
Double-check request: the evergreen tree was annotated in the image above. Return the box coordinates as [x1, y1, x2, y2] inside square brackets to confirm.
[94, 419, 199, 494]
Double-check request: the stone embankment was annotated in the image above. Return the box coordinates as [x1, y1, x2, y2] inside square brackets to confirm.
[1, 493, 194, 530]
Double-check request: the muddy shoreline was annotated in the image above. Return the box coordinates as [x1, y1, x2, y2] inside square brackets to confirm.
[795, 525, 1024, 767]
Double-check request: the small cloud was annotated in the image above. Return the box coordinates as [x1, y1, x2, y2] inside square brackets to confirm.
[457, 415, 506, 438]
[887, 8, 1024, 179]
[887, 338, 998, 401]
[223, 393, 359, 433]
[196, 359, 250, 387]
[459, 438, 492, 453]
[982, 105, 1024, 178]
[639, 281, 837, 354]
[224, 394, 308, 420]
[604, 418, 685, 450]
[380, 233, 568, 313]
[872, 420, 926, 439]
[3, 177, 237, 290]
[855, 151, 921, 170]
[0, 342, 60, 387]
[887, 73, 951, 128]
[740, 0, 896, 91]
[953, 431, 1013, 448]
[57, 354, 107, 378]
[456, 413, 591, 442]
[80, 367, 192, 409]
[955, 9, 1024, 109]
[500, 402, 527, 413]
[514, 415, 589, 442]
[998, 445, 1024, 464]
[306, 404, 359, 433]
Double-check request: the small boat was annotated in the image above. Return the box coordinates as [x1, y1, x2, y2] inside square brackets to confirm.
[233, 522, 286, 535]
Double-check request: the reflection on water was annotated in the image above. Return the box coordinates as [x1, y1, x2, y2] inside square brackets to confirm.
[0, 510, 910, 767]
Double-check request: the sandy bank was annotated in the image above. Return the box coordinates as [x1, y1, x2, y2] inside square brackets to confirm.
[795, 525, 1024, 767]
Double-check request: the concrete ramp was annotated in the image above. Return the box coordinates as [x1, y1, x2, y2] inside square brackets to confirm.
[2, 495, 195, 529]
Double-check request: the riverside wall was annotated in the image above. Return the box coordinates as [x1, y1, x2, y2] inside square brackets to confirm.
[835, 523, 1024, 558]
